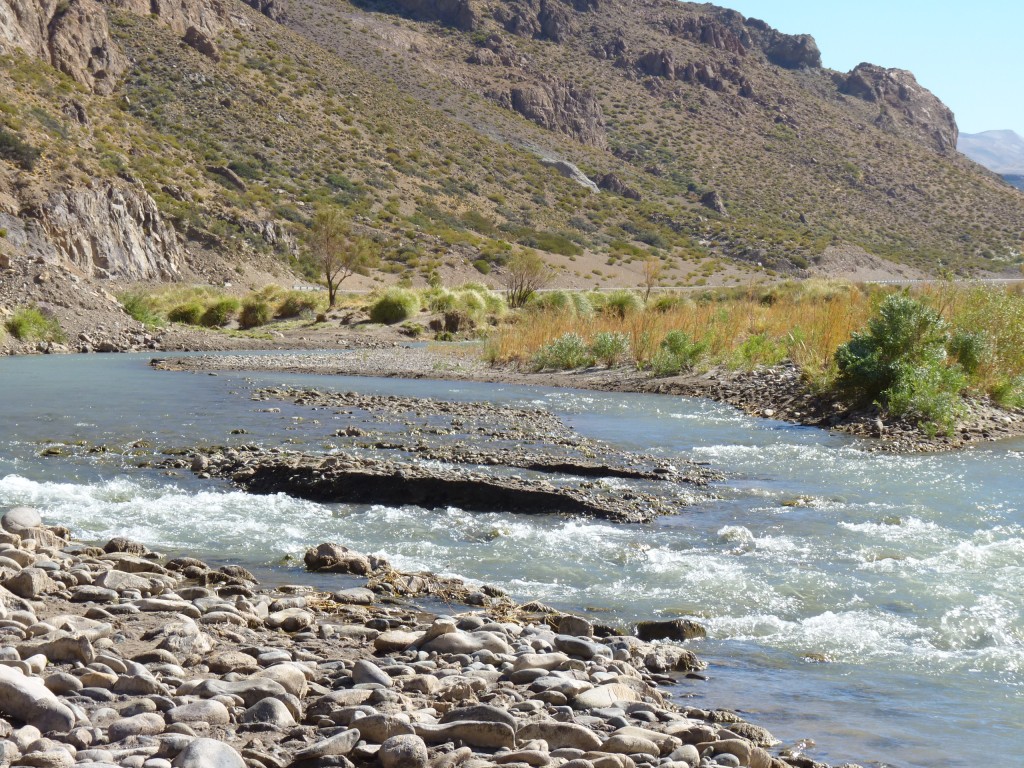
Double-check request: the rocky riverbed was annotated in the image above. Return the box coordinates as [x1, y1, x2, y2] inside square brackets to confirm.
[0, 505, 855, 768]
[155, 349, 1024, 452]
[154, 386, 720, 524]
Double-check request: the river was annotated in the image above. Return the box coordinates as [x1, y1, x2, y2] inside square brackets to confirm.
[1, 351, 1021, 768]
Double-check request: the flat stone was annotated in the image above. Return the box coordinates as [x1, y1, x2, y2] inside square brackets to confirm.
[255, 662, 308, 697]
[264, 608, 314, 632]
[168, 699, 230, 725]
[553, 635, 611, 660]
[70, 586, 119, 603]
[208, 651, 259, 674]
[518, 722, 603, 752]
[16, 633, 94, 665]
[374, 630, 421, 654]
[414, 721, 515, 749]
[108, 712, 166, 741]
[350, 713, 414, 743]
[440, 704, 517, 729]
[333, 587, 376, 605]
[601, 734, 660, 757]
[191, 678, 288, 708]
[573, 684, 641, 710]
[293, 728, 361, 759]
[512, 652, 570, 673]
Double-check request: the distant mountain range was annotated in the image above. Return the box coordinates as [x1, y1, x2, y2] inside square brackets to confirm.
[959, 130, 1024, 188]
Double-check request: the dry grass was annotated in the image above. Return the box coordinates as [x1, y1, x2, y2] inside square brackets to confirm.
[486, 281, 874, 382]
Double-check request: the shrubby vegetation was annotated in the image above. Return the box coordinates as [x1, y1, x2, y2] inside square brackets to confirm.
[5, 306, 65, 343]
[369, 288, 420, 324]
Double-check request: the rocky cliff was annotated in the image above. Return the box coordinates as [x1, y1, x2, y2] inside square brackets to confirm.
[1, 179, 182, 280]
[840, 63, 958, 153]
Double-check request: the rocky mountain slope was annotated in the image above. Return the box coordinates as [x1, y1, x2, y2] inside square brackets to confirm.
[2, 0, 1024, 316]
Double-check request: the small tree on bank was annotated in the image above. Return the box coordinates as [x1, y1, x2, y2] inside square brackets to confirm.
[502, 251, 553, 308]
[307, 208, 378, 308]
[642, 257, 663, 303]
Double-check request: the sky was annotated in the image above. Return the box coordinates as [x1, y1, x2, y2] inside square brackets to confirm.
[719, 1, 1023, 136]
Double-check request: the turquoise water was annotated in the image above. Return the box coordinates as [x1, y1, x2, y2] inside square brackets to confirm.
[1, 352, 1021, 768]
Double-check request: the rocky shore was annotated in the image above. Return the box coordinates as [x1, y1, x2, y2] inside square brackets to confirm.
[153, 386, 720, 524]
[155, 349, 1024, 453]
[0, 505, 853, 768]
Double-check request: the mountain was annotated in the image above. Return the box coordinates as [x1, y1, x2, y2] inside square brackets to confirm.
[959, 130, 1024, 175]
[2, 0, 1024, 312]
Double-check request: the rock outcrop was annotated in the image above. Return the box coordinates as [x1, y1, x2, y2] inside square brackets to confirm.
[5, 181, 182, 280]
[840, 63, 958, 152]
[493, 0, 575, 42]
[0, 0, 128, 94]
[494, 79, 606, 147]
[635, 49, 753, 96]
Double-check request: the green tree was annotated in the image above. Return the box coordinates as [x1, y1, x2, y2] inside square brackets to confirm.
[307, 208, 377, 308]
[502, 251, 552, 308]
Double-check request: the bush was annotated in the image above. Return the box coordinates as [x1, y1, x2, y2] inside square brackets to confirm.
[529, 290, 574, 314]
[651, 330, 706, 375]
[5, 306, 65, 343]
[590, 332, 630, 367]
[472, 259, 491, 274]
[119, 292, 161, 326]
[532, 333, 594, 370]
[276, 291, 322, 319]
[734, 332, 787, 369]
[835, 293, 965, 433]
[239, 298, 272, 329]
[836, 294, 953, 401]
[369, 288, 420, 324]
[167, 302, 204, 325]
[948, 329, 991, 375]
[601, 290, 641, 318]
[201, 298, 240, 328]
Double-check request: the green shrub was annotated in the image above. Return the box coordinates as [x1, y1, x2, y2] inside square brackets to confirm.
[590, 332, 630, 367]
[239, 298, 272, 329]
[884, 348, 967, 436]
[836, 294, 953, 401]
[119, 292, 161, 326]
[369, 288, 420, 324]
[947, 329, 991, 376]
[200, 298, 240, 328]
[529, 290, 574, 314]
[276, 291, 322, 319]
[425, 288, 457, 313]
[734, 332, 787, 369]
[835, 293, 965, 433]
[532, 333, 594, 370]
[601, 290, 641, 318]
[651, 330, 706, 375]
[5, 306, 65, 342]
[167, 302, 204, 325]
[472, 259, 491, 274]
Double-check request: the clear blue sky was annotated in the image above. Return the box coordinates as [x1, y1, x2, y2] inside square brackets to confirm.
[721, 1, 1023, 136]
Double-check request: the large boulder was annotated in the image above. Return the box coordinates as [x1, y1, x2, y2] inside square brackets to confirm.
[0, 665, 76, 733]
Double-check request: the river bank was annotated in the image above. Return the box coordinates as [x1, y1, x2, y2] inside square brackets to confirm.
[0, 505, 826, 768]
[154, 346, 1024, 453]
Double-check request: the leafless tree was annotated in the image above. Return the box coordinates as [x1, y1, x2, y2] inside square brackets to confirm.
[642, 257, 663, 303]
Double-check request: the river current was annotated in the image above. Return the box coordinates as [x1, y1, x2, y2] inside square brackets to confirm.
[0, 352, 1021, 768]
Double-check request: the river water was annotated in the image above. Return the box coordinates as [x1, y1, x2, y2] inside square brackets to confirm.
[1, 352, 1021, 768]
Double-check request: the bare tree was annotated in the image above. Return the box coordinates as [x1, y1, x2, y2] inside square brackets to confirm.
[642, 257, 663, 303]
[502, 251, 552, 308]
[308, 208, 377, 308]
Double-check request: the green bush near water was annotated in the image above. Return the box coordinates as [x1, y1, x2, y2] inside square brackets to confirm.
[651, 330, 707, 375]
[532, 332, 594, 370]
[167, 302, 204, 325]
[590, 332, 630, 367]
[239, 298, 272, 329]
[5, 306, 65, 343]
[369, 288, 420, 324]
[835, 293, 965, 435]
[201, 298, 241, 328]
